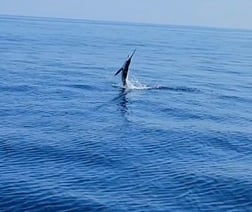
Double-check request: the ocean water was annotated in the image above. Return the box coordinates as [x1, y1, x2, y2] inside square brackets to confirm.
[0, 15, 252, 211]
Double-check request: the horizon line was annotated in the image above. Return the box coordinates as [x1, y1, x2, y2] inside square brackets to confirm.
[1, 13, 252, 32]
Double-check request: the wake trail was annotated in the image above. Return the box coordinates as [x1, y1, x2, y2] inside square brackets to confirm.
[113, 79, 201, 93]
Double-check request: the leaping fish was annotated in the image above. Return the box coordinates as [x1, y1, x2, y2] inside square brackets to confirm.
[114, 49, 136, 86]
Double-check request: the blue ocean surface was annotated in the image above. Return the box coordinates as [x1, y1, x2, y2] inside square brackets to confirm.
[0, 15, 252, 211]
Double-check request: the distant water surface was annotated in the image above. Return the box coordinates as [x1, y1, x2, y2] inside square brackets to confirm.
[0, 15, 252, 211]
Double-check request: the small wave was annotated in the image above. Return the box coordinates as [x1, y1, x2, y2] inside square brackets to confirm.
[219, 95, 252, 104]
[0, 85, 35, 92]
[65, 84, 97, 91]
[158, 86, 201, 93]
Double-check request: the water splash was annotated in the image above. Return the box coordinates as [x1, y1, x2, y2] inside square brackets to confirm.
[125, 78, 152, 90]
[113, 78, 200, 93]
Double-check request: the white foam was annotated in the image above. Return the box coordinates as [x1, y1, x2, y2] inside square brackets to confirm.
[113, 77, 161, 91]
[126, 79, 152, 90]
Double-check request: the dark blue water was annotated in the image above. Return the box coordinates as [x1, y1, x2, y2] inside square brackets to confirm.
[0, 15, 252, 211]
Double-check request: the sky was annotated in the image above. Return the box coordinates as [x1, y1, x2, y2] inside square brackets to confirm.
[1, 0, 252, 29]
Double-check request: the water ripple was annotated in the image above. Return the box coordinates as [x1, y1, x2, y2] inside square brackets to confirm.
[1, 15, 252, 211]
